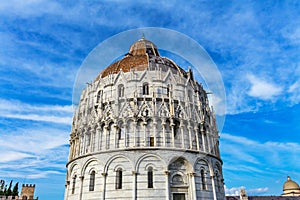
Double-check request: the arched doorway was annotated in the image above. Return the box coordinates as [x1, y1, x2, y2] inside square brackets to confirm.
[168, 157, 193, 200]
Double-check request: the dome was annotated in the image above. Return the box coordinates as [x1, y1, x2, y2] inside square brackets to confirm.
[283, 176, 300, 191]
[128, 37, 159, 56]
[95, 37, 187, 81]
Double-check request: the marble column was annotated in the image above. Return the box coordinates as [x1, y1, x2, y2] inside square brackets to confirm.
[164, 171, 170, 200]
[102, 172, 107, 200]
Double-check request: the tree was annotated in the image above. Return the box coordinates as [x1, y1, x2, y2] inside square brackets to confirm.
[0, 180, 19, 197]
[6, 180, 12, 196]
[5, 180, 12, 196]
[12, 182, 19, 196]
[0, 180, 4, 195]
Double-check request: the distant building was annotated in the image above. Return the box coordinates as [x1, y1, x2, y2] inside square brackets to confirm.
[226, 176, 300, 200]
[0, 183, 38, 200]
[20, 184, 38, 200]
[282, 176, 300, 196]
[64, 37, 225, 199]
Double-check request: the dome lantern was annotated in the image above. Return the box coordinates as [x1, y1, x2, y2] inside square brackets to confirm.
[128, 36, 160, 57]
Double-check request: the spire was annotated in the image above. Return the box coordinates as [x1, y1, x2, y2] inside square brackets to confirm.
[141, 33, 145, 39]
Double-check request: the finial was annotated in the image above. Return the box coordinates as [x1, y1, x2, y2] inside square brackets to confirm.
[142, 33, 145, 39]
[287, 176, 291, 181]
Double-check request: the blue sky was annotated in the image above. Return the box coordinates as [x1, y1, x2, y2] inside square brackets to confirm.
[0, 0, 300, 199]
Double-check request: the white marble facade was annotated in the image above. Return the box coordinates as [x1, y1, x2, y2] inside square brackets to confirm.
[64, 38, 225, 200]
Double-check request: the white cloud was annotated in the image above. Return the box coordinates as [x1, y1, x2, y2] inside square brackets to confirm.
[0, 126, 69, 179]
[248, 187, 269, 194]
[222, 133, 300, 159]
[0, 0, 63, 17]
[225, 185, 244, 196]
[0, 128, 69, 154]
[0, 98, 73, 124]
[0, 151, 33, 162]
[288, 80, 300, 104]
[26, 171, 63, 179]
[225, 185, 269, 196]
[2, 113, 72, 124]
[247, 74, 282, 100]
[221, 133, 300, 179]
[0, 99, 72, 112]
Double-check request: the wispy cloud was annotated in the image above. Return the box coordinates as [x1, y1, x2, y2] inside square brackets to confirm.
[221, 132, 300, 195]
[0, 126, 69, 179]
[0, 129, 69, 154]
[247, 74, 282, 100]
[222, 133, 300, 169]
[0, 151, 33, 163]
[225, 185, 269, 196]
[0, 99, 73, 124]
[288, 76, 300, 105]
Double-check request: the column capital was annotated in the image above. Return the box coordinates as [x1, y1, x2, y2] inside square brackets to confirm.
[79, 175, 84, 180]
[132, 171, 138, 175]
[101, 172, 107, 177]
[189, 172, 196, 177]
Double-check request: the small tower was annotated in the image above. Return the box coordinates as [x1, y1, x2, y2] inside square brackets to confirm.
[239, 188, 248, 200]
[21, 184, 36, 200]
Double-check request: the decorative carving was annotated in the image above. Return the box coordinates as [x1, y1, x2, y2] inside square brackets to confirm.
[172, 174, 184, 185]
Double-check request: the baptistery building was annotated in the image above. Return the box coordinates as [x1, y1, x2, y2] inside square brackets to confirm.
[64, 37, 225, 200]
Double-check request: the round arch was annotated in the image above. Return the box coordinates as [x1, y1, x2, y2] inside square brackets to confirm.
[193, 157, 213, 175]
[135, 153, 166, 172]
[104, 154, 133, 173]
[68, 162, 79, 178]
[80, 157, 101, 176]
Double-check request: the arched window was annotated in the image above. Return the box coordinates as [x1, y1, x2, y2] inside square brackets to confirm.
[188, 90, 193, 102]
[72, 175, 76, 194]
[89, 171, 95, 191]
[167, 84, 170, 96]
[86, 133, 91, 147]
[147, 167, 153, 188]
[96, 90, 103, 103]
[201, 169, 206, 190]
[115, 168, 122, 189]
[117, 126, 125, 140]
[174, 120, 180, 138]
[150, 136, 154, 147]
[215, 171, 221, 192]
[143, 83, 149, 95]
[118, 84, 124, 98]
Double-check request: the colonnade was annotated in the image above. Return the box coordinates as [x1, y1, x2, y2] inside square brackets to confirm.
[69, 118, 220, 160]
